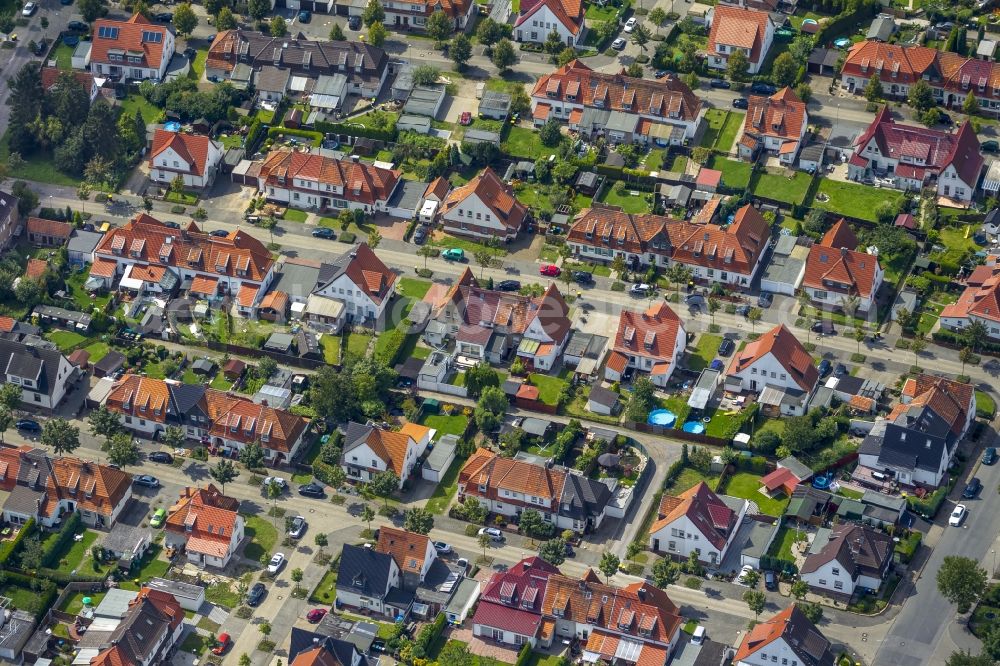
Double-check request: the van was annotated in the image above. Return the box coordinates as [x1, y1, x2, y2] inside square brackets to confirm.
[691, 626, 706, 645]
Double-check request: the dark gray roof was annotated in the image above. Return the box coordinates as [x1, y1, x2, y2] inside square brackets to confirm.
[780, 605, 835, 666]
[479, 90, 512, 113]
[388, 179, 425, 213]
[502, 378, 522, 396]
[3, 485, 46, 516]
[102, 523, 150, 555]
[93, 349, 126, 374]
[256, 65, 290, 92]
[415, 558, 461, 605]
[288, 627, 368, 666]
[877, 422, 949, 472]
[338, 544, 395, 599]
[33, 305, 92, 328]
[807, 48, 841, 68]
[0, 191, 18, 224]
[0, 609, 35, 655]
[463, 129, 501, 144]
[104, 593, 175, 663]
[520, 417, 553, 437]
[778, 455, 813, 481]
[316, 247, 364, 292]
[271, 260, 323, 300]
[559, 472, 612, 521]
[343, 421, 374, 453]
[588, 384, 619, 408]
[575, 171, 599, 188]
[0, 338, 70, 399]
[394, 356, 424, 380]
[67, 230, 105, 256]
[168, 381, 206, 416]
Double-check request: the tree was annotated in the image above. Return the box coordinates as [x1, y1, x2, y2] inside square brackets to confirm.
[362, 0, 385, 27]
[473, 249, 496, 280]
[946, 650, 997, 666]
[259, 620, 272, 640]
[216, 7, 237, 30]
[743, 589, 766, 620]
[0, 384, 22, 411]
[543, 28, 564, 55]
[42, 418, 80, 457]
[106, 433, 140, 470]
[790, 579, 809, 600]
[427, 10, 453, 45]
[210, 460, 239, 493]
[518, 508, 549, 538]
[465, 362, 500, 399]
[853, 326, 866, 354]
[239, 440, 266, 471]
[960, 347, 974, 374]
[418, 244, 436, 270]
[747, 307, 762, 332]
[552, 161, 577, 184]
[726, 49, 750, 82]
[624, 376, 656, 423]
[403, 508, 434, 534]
[795, 82, 812, 103]
[461, 497, 487, 524]
[290, 567, 304, 591]
[478, 532, 492, 560]
[539, 537, 567, 565]
[367, 229, 382, 250]
[369, 470, 399, 510]
[865, 76, 884, 105]
[173, 3, 198, 37]
[89, 404, 124, 441]
[259, 215, 278, 246]
[741, 569, 760, 588]
[782, 415, 815, 453]
[631, 24, 651, 52]
[937, 555, 988, 613]
[0, 406, 11, 444]
[964, 320, 988, 353]
[800, 601, 823, 624]
[478, 386, 509, 416]
[491, 39, 517, 72]
[772, 52, 798, 87]
[908, 80, 935, 112]
[708, 297, 721, 326]
[162, 425, 185, 449]
[652, 557, 681, 588]
[894, 307, 916, 332]
[477, 18, 508, 47]
[451, 34, 472, 69]
[599, 552, 620, 584]
[368, 21, 388, 47]
[964, 93, 979, 116]
[329, 21, 345, 41]
[78, 0, 108, 22]
[539, 118, 562, 147]
[360, 504, 376, 533]
[19, 536, 43, 571]
[649, 7, 666, 33]
[270, 15, 288, 37]
[911, 334, 927, 367]
[314, 532, 329, 554]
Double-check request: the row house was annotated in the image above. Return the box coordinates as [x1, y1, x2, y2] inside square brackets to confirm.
[148, 129, 225, 190]
[341, 422, 433, 488]
[531, 60, 704, 146]
[368, 0, 476, 32]
[105, 374, 310, 463]
[605, 302, 686, 389]
[841, 40, 1000, 118]
[0, 338, 77, 411]
[206, 30, 389, 100]
[439, 168, 528, 242]
[515, 0, 586, 47]
[253, 150, 401, 215]
[163, 484, 244, 568]
[566, 204, 771, 287]
[706, 5, 775, 75]
[473, 556, 560, 647]
[90, 214, 276, 314]
[431, 269, 572, 371]
[847, 106, 983, 203]
[458, 448, 613, 533]
[89, 588, 184, 666]
[738, 87, 809, 164]
[802, 220, 883, 313]
[89, 13, 175, 82]
[0, 447, 133, 529]
[647, 482, 749, 566]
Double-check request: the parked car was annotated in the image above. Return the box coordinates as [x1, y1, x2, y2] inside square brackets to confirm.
[460, 111, 472, 125]
[736, 565, 756, 586]
[288, 515, 307, 539]
[298, 10, 311, 21]
[735, 304, 751, 317]
[150, 508, 167, 528]
[732, 98, 749, 109]
[540, 264, 561, 277]
[247, 582, 266, 606]
[812, 320, 836, 335]
[653, 70, 668, 79]
[267, 553, 286, 574]
[348, 15, 361, 30]
[312, 227, 335, 239]
[718, 338, 735, 357]
[262, 477, 288, 493]
[209, 229, 229, 237]
[478, 527, 504, 541]
[16, 419, 41, 433]
[757, 291, 773, 308]
[834, 363, 848, 377]
[134, 475, 160, 488]
[433, 541, 452, 554]
[68, 20, 88, 31]
[612, 37, 627, 50]
[149, 451, 173, 464]
[984, 140, 1000, 153]
[573, 271, 594, 284]
[307, 608, 327, 623]
[21, 2, 36, 15]
[299, 482, 326, 499]
[709, 78, 731, 89]
[963, 477, 982, 499]
[817, 359, 832, 378]
[624, 17, 637, 31]
[456, 557, 469, 572]
[949, 504, 967, 526]
[984, 447, 998, 465]
[32, 39, 46, 55]
[497, 279, 521, 292]
[629, 283, 653, 297]
[211, 634, 232, 656]
[764, 571, 777, 591]
[750, 82, 776, 95]
[442, 248, 465, 261]
[413, 226, 427, 244]
[153, 11, 172, 21]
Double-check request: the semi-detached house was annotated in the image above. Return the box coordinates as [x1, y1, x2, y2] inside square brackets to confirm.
[734, 604, 834, 666]
[941, 260, 1000, 337]
[647, 481, 749, 566]
[725, 324, 819, 400]
[341, 422, 432, 488]
[163, 484, 245, 568]
[368, 0, 476, 32]
[90, 13, 175, 82]
[0, 338, 77, 411]
[89, 588, 184, 666]
[706, 5, 774, 75]
[739, 87, 808, 164]
[605, 302, 686, 388]
[149, 129, 224, 190]
[439, 168, 528, 242]
[799, 523, 893, 598]
[311, 242, 398, 328]
[515, 0, 585, 47]
[473, 556, 560, 647]
[531, 60, 703, 145]
[801, 220, 883, 313]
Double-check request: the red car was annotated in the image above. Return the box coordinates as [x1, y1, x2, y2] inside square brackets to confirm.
[539, 264, 561, 277]
[211, 633, 231, 655]
[307, 608, 328, 623]
[460, 111, 472, 125]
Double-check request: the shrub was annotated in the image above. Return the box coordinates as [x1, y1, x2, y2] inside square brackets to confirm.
[40, 511, 82, 568]
[170, 205, 186, 214]
[0, 518, 36, 566]
[339, 232, 357, 244]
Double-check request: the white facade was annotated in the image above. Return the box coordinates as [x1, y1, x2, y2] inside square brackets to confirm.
[211, 429, 307, 464]
[849, 136, 978, 203]
[516, 4, 582, 47]
[705, 9, 773, 74]
[342, 438, 420, 487]
[532, 97, 702, 144]
[858, 446, 949, 487]
[648, 499, 748, 566]
[150, 141, 224, 190]
[4, 354, 74, 410]
[802, 259, 883, 313]
[337, 561, 402, 618]
[92, 31, 175, 81]
[473, 624, 537, 647]
[586, 397, 615, 416]
[169, 515, 246, 569]
[441, 192, 519, 241]
[726, 351, 810, 394]
[314, 273, 391, 323]
[800, 558, 885, 597]
[612, 320, 687, 388]
[737, 637, 802, 666]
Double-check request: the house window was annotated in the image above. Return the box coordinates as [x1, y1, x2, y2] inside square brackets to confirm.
[819, 579, 827, 585]
[834, 581, 844, 590]
[832, 567, 840, 575]
[372, 459, 378, 467]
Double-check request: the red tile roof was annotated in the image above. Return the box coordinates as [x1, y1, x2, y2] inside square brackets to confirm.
[377, 526, 431, 575]
[651, 482, 737, 550]
[735, 605, 833, 665]
[256, 150, 400, 206]
[340, 242, 397, 305]
[613, 302, 683, 369]
[708, 5, 773, 64]
[744, 87, 807, 143]
[727, 324, 818, 392]
[40, 67, 95, 94]
[165, 484, 241, 556]
[424, 176, 451, 201]
[25, 259, 47, 280]
[26, 217, 72, 241]
[150, 130, 218, 176]
[516, 0, 584, 35]
[459, 448, 566, 505]
[91, 14, 171, 70]
[107, 374, 171, 423]
[47, 457, 132, 520]
[898, 374, 975, 435]
[207, 390, 308, 453]
[0, 317, 14, 333]
[803, 220, 881, 300]
[441, 168, 528, 235]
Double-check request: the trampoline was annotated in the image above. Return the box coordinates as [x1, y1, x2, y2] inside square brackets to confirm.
[682, 421, 706, 434]
[648, 409, 677, 427]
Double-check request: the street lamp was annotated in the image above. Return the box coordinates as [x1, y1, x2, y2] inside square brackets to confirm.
[992, 549, 996, 578]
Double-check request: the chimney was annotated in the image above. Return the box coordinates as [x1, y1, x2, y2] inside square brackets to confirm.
[637, 588, 646, 601]
[840, 247, 848, 257]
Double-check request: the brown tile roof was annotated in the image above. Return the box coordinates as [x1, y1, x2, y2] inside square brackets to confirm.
[359, 428, 416, 477]
[613, 302, 683, 366]
[26, 217, 73, 241]
[459, 448, 566, 505]
[25, 259, 47, 279]
[376, 526, 431, 575]
[424, 176, 451, 202]
[727, 324, 818, 392]
[803, 220, 881, 299]
[47, 457, 132, 520]
[150, 130, 218, 176]
[820, 219, 858, 251]
[189, 274, 219, 295]
[440, 167, 528, 234]
[744, 87, 807, 143]
[708, 5, 773, 63]
[650, 481, 737, 550]
[40, 67, 95, 94]
[207, 390, 309, 453]
[735, 605, 834, 665]
[260, 290, 289, 313]
[568, 205, 667, 255]
[532, 60, 701, 123]
[107, 374, 171, 423]
[90, 258, 118, 278]
[165, 484, 241, 552]
[897, 374, 975, 435]
[256, 150, 400, 206]
[91, 14, 171, 70]
[439, 272, 570, 342]
[0, 317, 14, 333]
[291, 646, 342, 666]
[516, 0, 584, 34]
[340, 242, 397, 305]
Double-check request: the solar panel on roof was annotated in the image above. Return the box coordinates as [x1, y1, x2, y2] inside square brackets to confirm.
[98, 26, 119, 39]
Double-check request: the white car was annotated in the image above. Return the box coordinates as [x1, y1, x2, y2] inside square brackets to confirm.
[288, 516, 306, 539]
[949, 504, 967, 526]
[612, 37, 627, 50]
[629, 283, 654, 297]
[267, 553, 286, 574]
[262, 477, 287, 492]
[736, 565, 756, 586]
[21, 2, 36, 16]
[624, 17, 637, 32]
[478, 527, 504, 541]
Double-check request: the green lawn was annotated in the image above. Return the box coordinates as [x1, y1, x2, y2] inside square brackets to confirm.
[321, 335, 342, 365]
[66, 269, 111, 311]
[188, 48, 208, 80]
[976, 390, 996, 418]
[46, 330, 88, 351]
[645, 149, 666, 171]
[664, 466, 719, 494]
[42, 528, 97, 571]
[310, 568, 338, 604]
[179, 632, 212, 657]
[933, 225, 980, 267]
[810, 179, 905, 222]
[164, 190, 198, 205]
[769, 525, 807, 560]
[413, 346, 431, 360]
[752, 170, 812, 206]
[706, 155, 752, 190]
[345, 331, 373, 358]
[669, 154, 688, 173]
[205, 580, 241, 609]
[421, 413, 469, 437]
[585, 0, 624, 21]
[243, 515, 279, 562]
[82, 341, 110, 364]
[425, 455, 463, 514]
[724, 472, 789, 517]
[431, 233, 509, 257]
[60, 590, 107, 615]
[503, 126, 565, 159]
[52, 41, 74, 70]
[118, 544, 171, 590]
[0, 130, 81, 186]
[688, 333, 722, 372]
[597, 186, 653, 214]
[283, 208, 309, 222]
[399, 277, 432, 299]
[528, 373, 567, 406]
[524, 653, 564, 666]
[210, 373, 233, 390]
[716, 111, 745, 153]
[700, 109, 729, 148]
[119, 94, 164, 124]
[755, 418, 785, 441]
[700, 110, 744, 152]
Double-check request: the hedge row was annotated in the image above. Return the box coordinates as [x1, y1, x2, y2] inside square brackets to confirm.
[813, 0, 878, 47]
[267, 127, 323, 146]
[38, 567, 107, 585]
[0, 570, 58, 621]
[374, 326, 408, 367]
[41, 511, 81, 569]
[933, 328, 1000, 354]
[413, 613, 447, 659]
[760, 553, 798, 576]
[894, 532, 922, 564]
[314, 120, 397, 143]
[0, 517, 36, 566]
[514, 643, 532, 666]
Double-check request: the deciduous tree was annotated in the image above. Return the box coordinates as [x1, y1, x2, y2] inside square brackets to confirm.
[491, 39, 517, 72]
[937, 555, 988, 613]
[599, 552, 620, 584]
[42, 418, 80, 457]
[362, 0, 385, 27]
[173, 3, 198, 37]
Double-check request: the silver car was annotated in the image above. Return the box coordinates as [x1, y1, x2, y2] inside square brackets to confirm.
[612, 37, 627, 50]
[288, 516, 306, 539]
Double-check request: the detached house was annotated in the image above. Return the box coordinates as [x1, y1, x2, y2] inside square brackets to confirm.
[706, 6, 775, 75]
[725, 324, 819, 415]
[734, 605, 835, 666]
[802, 220, 884, 313]
[531, 60, 703, 145]
[336, 543, 410, 619]
[376, 526, 438, 590]
[375, 0, 476, 32]
[0, 339, 77, 411]
[163, 484, 244, 568]
[648, 481, 749, 566]
[311, 243, 398, 329]
[473, 556, 560, 647]
[89, 588, 184, 666]
[605, 302, 686, 388]
[149, 130, 224, 190]
[342, 421, 431, 488]
[515, 0, 585, 47]
[739, 87, 808, 164]
[940, 260, 1000, 337]
[848, 107, 983, 203]
[254, 151, 402, 215]
[90, 13, 175, 82]
[799, 523, 893, 598]
[439, 168, 528, 242]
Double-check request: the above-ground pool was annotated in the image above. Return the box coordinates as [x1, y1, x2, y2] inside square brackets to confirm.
[813, 473, 832, 489]
[682, 421, 706, 434]
[802, 18, 818, 26]
[648, 409, 677, 427]
[164, 121, 181, 132]
[833, 37, 851, 48]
